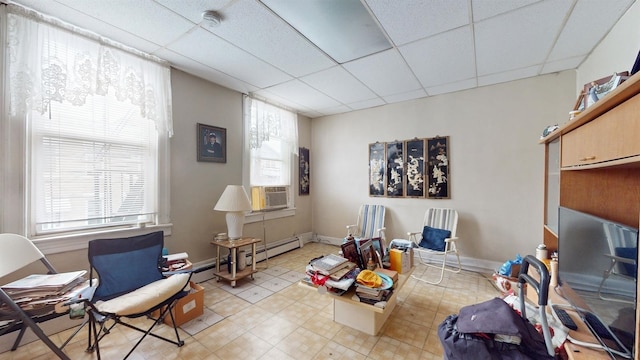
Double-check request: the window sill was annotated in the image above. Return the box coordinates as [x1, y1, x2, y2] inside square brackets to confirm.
[245, 208, 295, 224]
[32, 224, 173, 255]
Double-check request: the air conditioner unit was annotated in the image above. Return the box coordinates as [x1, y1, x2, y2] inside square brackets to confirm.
[251, 186, 288, 211]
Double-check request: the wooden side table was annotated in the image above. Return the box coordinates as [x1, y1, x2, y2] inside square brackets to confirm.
[211, 237, 262, 287]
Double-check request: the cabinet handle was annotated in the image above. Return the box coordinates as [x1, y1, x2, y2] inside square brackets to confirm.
[579, 156, 596, 161]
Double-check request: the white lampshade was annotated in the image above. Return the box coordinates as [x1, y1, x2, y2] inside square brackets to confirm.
[214, 185, 251, 239]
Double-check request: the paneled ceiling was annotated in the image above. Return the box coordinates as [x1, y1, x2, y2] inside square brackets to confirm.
[5, 0, 636, 118]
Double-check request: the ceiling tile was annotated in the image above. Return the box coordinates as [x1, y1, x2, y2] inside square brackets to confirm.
[547, 0, 635, 62]
[471, 0, 541, 21]
[343, 49, 422, 97]
[156, 48, 259, 94]
[260, 80, 342, 110]
[197, 0, 336, 77]
[301, 67, 377, 104]
[167, 27, 292, 88]
[11, 0, 164, 54]
[540, 57, 584, 75]
[425, 78, 477, 96]
[54, 0, 195, 46]
[153, 0, 234, 23]
[474, 0, 573, 76]
[250, 90, 313, 114]
[317, 104, 353, 116]
[400, 26, 476, 87]
[347, 97, 386, 111]
[383, 89, 428, 104]
[366, 0, 469, 46]
[477, 65, 540, 87]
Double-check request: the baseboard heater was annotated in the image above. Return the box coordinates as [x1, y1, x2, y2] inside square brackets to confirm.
[250, 236, 301, 263]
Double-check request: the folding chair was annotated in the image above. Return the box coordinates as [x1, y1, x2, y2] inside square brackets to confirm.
[598, 222, 637, 304]
[409, 208, 461, 284]
[346, 204, 386, 242]
[0, 233, 72, 360]
[83, 231, 192, 359]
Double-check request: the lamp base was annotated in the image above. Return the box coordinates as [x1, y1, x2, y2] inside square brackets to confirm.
[225, 211, 246, 240]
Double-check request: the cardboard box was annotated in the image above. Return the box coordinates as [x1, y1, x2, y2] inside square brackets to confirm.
[161, 281, 204, 326]
[389, 248, 412, 274]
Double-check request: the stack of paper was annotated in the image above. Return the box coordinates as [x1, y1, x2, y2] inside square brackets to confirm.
[310, 254, 349, 275]
[1, 270, 88, 316]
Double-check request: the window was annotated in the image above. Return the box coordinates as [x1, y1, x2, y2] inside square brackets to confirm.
[244, 96, 298, 208]
[1, 6, 172, 243]
[32, 93, 158, 234]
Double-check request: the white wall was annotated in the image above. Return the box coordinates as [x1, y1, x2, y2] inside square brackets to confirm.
[577, 2, 640, 92]
[311, 71, 576, 264]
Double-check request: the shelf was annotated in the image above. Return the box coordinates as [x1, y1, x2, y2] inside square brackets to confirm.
[213, 267, 257, 281]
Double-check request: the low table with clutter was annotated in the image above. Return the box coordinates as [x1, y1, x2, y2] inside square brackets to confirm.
[299, 237, 413, 336]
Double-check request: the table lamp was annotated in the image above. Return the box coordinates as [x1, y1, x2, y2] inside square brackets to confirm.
[214, 185, 252, 240]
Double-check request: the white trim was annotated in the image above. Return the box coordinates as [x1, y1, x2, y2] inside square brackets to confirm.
[33, 223, 173, 255]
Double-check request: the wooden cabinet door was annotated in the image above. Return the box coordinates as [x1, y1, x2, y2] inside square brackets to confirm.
[562, 93, 640, 168]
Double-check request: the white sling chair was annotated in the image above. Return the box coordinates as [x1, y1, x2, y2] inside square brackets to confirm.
[346, 204, 387, 242]
[409, 208, 461, 284]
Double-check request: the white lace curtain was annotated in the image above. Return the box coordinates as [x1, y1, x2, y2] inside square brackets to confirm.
[246, 96, 298, 153]
[6, 5, 173, 136]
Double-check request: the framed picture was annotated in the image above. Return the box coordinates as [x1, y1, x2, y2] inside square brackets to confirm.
[341, 239, 361, 268]
[359, 239, 381, 269]
[405, 138, 425, 198]
[369, 142, 385, 196]
[197, 123, 226, 163]
[371, 237, 386, 260]
[573, 91, 586, 112]
[386, 141, 404, 197]
[299, 147, 310, 195]
[582, 72, 629, 109]
[426, 136, 450, 199]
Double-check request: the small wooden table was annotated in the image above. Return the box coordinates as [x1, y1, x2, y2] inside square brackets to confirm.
[211, 237, 262, 287]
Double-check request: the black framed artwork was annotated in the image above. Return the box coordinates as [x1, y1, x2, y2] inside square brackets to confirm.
[386, 141, 404, 197]
[299, 147, 310, 195]
[369, 142, 385, 196]
[426, 136, 449, 198]
[405, 138, 425, 198]
[197, 123, 226, 163]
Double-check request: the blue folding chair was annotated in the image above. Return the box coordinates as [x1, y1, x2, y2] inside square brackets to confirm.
[83, 231, 192, 359]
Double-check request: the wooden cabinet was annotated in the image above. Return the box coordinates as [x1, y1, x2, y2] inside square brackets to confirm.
[561, 93, 640, 168]
[540, 71, 640, 359]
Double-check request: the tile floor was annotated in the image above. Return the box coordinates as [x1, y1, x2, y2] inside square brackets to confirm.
[0, 243, 501, 360]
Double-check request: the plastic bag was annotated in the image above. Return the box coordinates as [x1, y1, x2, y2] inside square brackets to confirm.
[498, 254, 523, 277]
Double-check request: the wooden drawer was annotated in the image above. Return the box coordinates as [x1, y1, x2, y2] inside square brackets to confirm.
[561, 93, 640, 168]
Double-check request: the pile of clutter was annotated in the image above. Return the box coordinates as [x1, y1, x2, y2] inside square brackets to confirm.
[493, 254, 523, 295]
